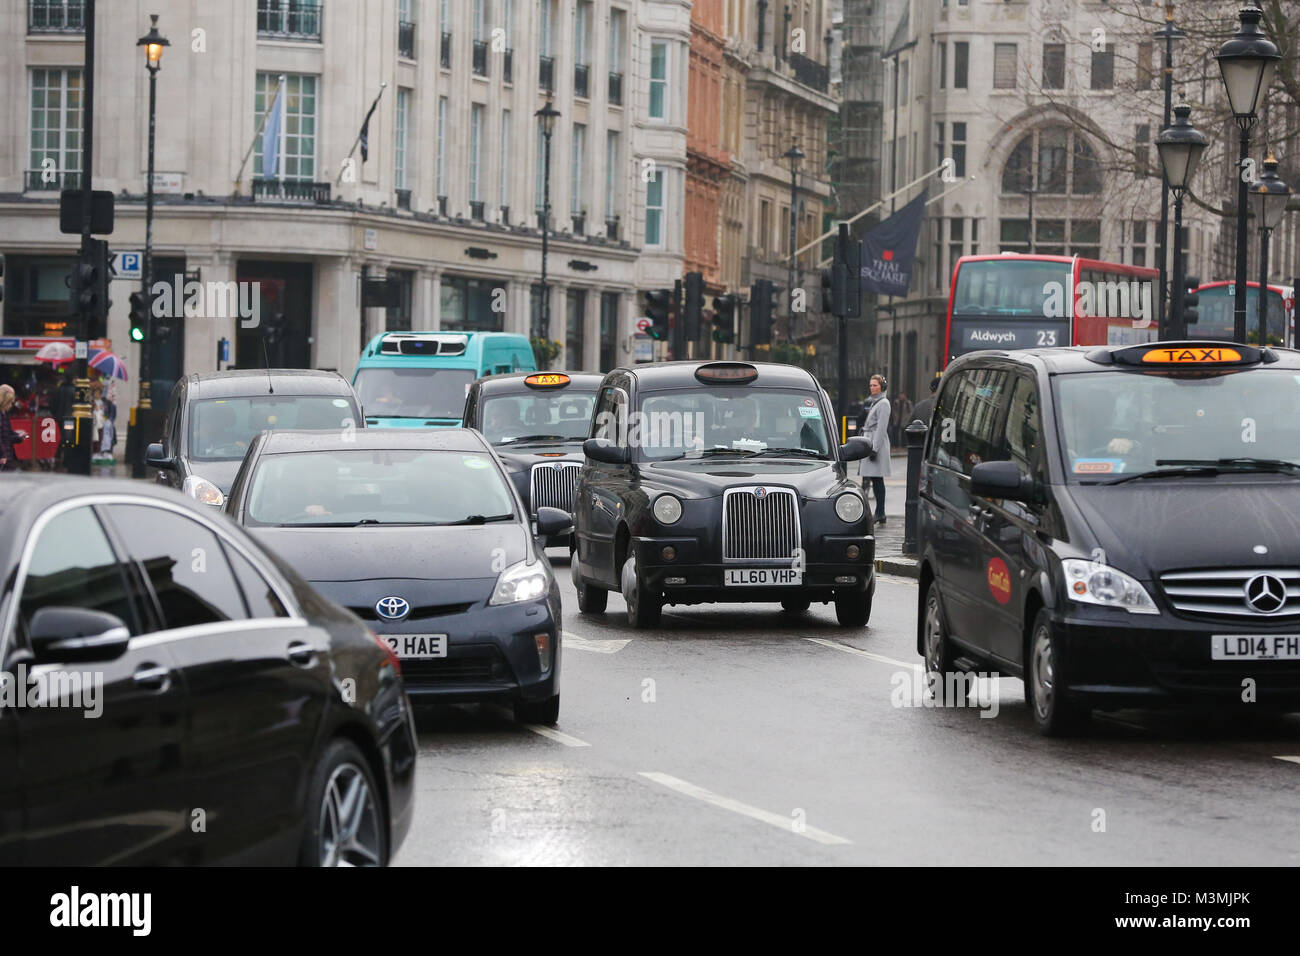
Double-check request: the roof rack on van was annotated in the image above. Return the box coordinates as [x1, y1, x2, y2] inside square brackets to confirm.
[377, 332, 470, 356]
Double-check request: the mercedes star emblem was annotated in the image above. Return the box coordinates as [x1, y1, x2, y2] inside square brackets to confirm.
[1244, 574, 1286, 614]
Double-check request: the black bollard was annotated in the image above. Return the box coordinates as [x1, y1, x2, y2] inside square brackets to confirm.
[902, 420, 927, 557]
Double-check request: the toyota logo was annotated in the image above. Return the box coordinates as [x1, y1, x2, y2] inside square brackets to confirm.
[1244, 574, 1287, 614]
[753, 486, 767, 499]
[375, 596, 411, 621]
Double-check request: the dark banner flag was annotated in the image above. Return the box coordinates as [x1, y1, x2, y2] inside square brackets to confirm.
[860, 190, 928, 296]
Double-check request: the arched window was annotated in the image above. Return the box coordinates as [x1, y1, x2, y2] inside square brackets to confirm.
[1000, 125, 1102, 195]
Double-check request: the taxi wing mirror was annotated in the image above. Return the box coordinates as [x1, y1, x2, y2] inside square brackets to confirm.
[535, 506, 574, 538]
[583, 438, 630, 465]
[840, 436, 871, 462]
[145, 442, 176, 470]
[970, 461, 1034, 502]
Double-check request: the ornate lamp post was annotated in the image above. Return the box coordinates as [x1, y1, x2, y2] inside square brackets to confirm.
[1156, 104, 1208, 340]
[534, 94, 560, 342]
[784, 142, 803, 343]
[1250, 154, 1291, 346]
[1216, 6, 1279, 342]
[135, 14, 168, 410]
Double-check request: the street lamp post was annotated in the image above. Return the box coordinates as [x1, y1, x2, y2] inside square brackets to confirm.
[1251, 153, 1291, 346]
[1154, 3, 1183, 338]
[535, 94, 560, 346]
[1216, 5, 1280, 343]
[135, 15, 168, 414]
[784, 142, 803, 343]
[1156, 103, 1208, 340]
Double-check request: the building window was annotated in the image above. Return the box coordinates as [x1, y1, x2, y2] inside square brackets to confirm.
[605, 130, 619, 220]
[441, 276, 507, 332]
[949, 218, 964, 279]
[437, 96, 448, 198]
[1132, 219, 1149, 267]
[1137, 41, 1153, 90]
[571, 123, 586, 216]
[500, 109, 510, 210]
[540, 0, 553, 54]
[600, 291, 619, 371]
[1001, 125, 1100, 196]
[993, 43, 1017, 89]
[649, 41, 668, 119]
[899, 59, 909, 102]
[254, 73, 317, 180]
[951, 122, 966, 178]
[28, 68, 83, 189]
[1091, 43, 1114, 90]
[1043, 42, 1065, 89]
[759, 199, 771, 253]
[609, 9, 624, 72]
[645, 170, 664, 246]
[469, 103, 484, 210]
[938, 41, 946, 89]
[781, 205, 790, 255]
[257, 0, 323, 41]
[935, 122, 945, 171]
[566, 289, 586, 367]
[574, 1, 592, 96]
[398, 0, 415, 59]
[953, 42, 968, 89]
[395, 88, 409, 190]
[1134, 123, 1150, 178]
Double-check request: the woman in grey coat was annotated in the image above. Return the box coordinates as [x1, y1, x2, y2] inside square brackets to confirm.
[857, 374, 891, 523]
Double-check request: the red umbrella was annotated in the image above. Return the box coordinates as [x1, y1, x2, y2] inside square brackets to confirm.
[33, 342, 75, 365]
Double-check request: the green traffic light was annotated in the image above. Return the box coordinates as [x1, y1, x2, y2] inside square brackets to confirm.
[130, 326, 145, 342]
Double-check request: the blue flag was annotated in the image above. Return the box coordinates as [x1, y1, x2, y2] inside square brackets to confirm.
[261, 83, 283, 179]
[860, 190, 928, 296]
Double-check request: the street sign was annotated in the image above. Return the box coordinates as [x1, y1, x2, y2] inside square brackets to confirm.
[59, 189, 115, 235]
[115, 251, 142, 280]
[635, 318, 651, 333]
[634, 333, 654, 363]
[151, 172, 184, 194]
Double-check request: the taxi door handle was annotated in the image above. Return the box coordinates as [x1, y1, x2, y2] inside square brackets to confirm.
[968, 504, 993, 522]
[133, 663, 171, 692]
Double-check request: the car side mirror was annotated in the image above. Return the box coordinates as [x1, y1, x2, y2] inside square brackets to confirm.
[28, 607, 130, 664]
[583, 437, 630, 465]
[145, 442, 176, 470]
[535, 506, 574, 538]
[970, 460, 1034, 502]
[840, 436, 871, 462]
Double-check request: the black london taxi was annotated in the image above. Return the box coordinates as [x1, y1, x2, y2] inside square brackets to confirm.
[462, 371, 603, 546]
[571, 361, 877, 627]
[918, 340, 1300, 735]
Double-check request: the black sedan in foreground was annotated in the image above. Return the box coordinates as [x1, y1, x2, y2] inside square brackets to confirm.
[224, 428, 570, 724]
[462, 371, 603, 547]
[0, 476, 415, 866]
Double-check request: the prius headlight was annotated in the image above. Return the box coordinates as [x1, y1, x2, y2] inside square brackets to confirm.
[183, 475, 226, 508]
[1062, 559, 1158, 614]
[490, 560, 552, 605]
[652, 494, 683, 525]
[835, 493, 865, 523]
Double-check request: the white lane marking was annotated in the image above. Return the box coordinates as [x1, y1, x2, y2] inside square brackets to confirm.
[1274, 756, 1300, 766]
[639, 772, 852, 846]
[523, 725, 591, 747]
[804, 637, 918, 670]
[565, 634, 632, 654]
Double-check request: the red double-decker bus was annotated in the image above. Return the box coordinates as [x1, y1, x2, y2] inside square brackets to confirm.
[1190, 280, 1295, 347]
[944, 254, 1160, 366]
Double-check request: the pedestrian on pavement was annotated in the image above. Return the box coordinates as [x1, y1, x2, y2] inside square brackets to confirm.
[0, 385, 24, 473]
[857, 374, 891, 524]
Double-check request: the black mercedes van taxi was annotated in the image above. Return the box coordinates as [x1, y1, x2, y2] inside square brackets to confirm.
[918, 341, 1300, 735]
[571, 361, 876, 627]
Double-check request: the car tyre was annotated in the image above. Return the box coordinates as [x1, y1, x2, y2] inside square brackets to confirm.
[515, 693, 561, 726]
[299, 738, 387, 867]
[834, 588, 871, 627]
[781, 598, 811, 613]
[1027, 607, 1090, 737]
[571, 545, 609, 613]
[622, 552, 662, 628]
[922, 581, 968, 704]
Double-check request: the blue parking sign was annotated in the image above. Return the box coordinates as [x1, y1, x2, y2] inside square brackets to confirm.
[116, 251, 142, 280]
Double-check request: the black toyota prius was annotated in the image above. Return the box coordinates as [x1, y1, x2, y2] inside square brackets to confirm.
[224, 428, 571, 724]
[462, 371, 603, 547]
[571, 361, 877, 627]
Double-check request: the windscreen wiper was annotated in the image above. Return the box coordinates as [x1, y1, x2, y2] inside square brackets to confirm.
[1099, 465, 1220, 485]
[498, 434, 567, 444]
[751, 447, 828, 458]
[1158, 457, 1300, 475]
[438, 513, 516, 525]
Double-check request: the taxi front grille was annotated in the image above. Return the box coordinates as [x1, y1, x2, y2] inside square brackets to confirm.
[1159, 568, 1300, 619]
[722, 487, 800, 562]
[530, 462, 581, 514]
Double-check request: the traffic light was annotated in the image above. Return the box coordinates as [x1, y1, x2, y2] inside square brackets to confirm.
[750, 279, 776, 345]
[1182, 275, 1200, 332]
[821, 269, 834, 315]
[129, 290, 152, 342]
[683, 271, 704, 341]
[72, 239, 112, 339]
[712, 293, 738, 344]
[830, 223, 862, 318]
[641, 288, 673, 341]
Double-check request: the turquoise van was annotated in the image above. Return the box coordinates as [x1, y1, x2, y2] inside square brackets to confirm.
[353, 331, 537, 427]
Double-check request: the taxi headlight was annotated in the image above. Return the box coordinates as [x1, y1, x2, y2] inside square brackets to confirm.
[1062, 559, 1158, 615]
[652, 494, 683, 525]
[183, 475, 226, 508]
[490, 560, 552, 606]
[835, 493, 865, 523]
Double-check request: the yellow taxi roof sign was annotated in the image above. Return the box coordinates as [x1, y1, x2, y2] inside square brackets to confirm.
[1142, 346, 1243, 364]
[1098, 341, 1271, 368]
[524, 373, 571, 388]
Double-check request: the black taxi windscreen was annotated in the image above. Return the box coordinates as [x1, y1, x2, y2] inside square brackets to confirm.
[1054, 363, 1300, 480]
[632, 388, 833, 460]
[482, 388, 597, 444]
